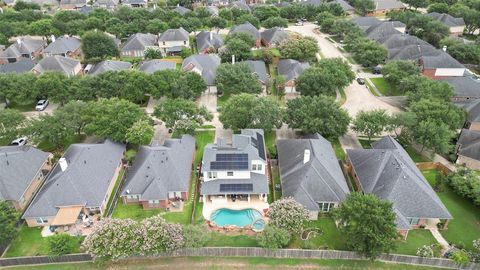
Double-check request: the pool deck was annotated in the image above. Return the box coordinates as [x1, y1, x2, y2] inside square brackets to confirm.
[202, 197, 269, 222]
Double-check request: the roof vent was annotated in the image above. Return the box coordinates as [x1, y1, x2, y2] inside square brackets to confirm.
[126, 189, 130, 194]
[303, 149, 311, 164]
[59, 157, 68, 172]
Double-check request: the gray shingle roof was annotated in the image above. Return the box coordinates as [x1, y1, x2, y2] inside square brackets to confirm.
[122, 0, 146, 5]
[421, 52, 465, 69]
[230, 22, 260, 39]
[243, 60, 269, 85]
[427, 12, 465, 27]
[277, 134, 350, 211]
[88, 60, 132, 76]
[346, 136, 452, 229]
[121, 135, 195, 201]
[206, 6, 219, 16]
[92, 0, 118, 9]
[196, 31, 224, 52]
[454, 99, 480, 122]
[23, 140, 126, 218]
[351, 17, 382, 32]
[138, 59, 176, 74]
[173, 5, 191, 15]
[158, 28, 189, 42]
[302, 0, 354, 11]
[60, 0, 87, 7]
[277, 59, 310, 82]
[121, 33, 157, 52]
[374, 0, 405, 10]
[378, 34, 437, 60]
[0, 38, 46, 59]
[457, 129, 480, 161]
[440, 75, 480, 98]
[366, 22, 402, 42]
[44, 36, 81, 56]
[261, 27, 289, 46]
[33, 55, 80, 76]
[0, 146, 50, 202]
[0, 59, 35, 74]
[230, 0, 251, 11]
[181, 54, 221, 85]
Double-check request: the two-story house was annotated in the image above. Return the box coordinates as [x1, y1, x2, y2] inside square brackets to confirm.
[158, 28, 189, 56]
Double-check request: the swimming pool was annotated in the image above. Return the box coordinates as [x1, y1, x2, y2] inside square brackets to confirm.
[210, 208, 265, 230]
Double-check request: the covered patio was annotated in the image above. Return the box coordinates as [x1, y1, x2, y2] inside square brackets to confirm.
[41, 206, 99, 237]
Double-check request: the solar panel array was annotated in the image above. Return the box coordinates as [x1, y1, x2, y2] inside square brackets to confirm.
[256, 132, 266, 160]
[219, 184, 254, 192]
[211, 153, 249, 170]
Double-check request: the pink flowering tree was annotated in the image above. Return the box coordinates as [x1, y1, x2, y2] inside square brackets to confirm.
[268, 198, 309, 233]
[141, 216, 184, 254]
[82, 218, 143, 260]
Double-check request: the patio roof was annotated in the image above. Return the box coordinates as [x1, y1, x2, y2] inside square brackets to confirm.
[51, 206, 83, 226]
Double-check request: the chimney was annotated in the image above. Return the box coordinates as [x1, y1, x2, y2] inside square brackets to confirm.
[442, 45, 447, 52]
[59, 157, 68, 172]
[50, 35, 55, 42]
[231, 55, 235, 64]
[16, 39, 22, 45]
[209, 31, 213, 41]
[303, 149, 311, 164]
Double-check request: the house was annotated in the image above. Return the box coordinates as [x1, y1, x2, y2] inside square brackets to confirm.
[78, 5, 93, 14]
[352, 17, 406, 34]
[365, 21, 403, 42]
[230, 22, 261, 47]
[87, 60, 132, 76]
[121, 135, 195, 210]
[367, 0, 405, 16]
[454, 99, 480, 131]
[440, 75, 480, 100]
[420, 51, 465, 78]
[301, 0, 354, 15]
[22, 140, 125, 229]
[173, 5, 192, 15]
[32, 55, 82, 77]
[277, 59, 310, 93]
[158, 28, 189, 56]
[122, 0, 147, 8]
[205, 6, 219, 16]
[200, 129, 269, 220]
[0, 146, 52, 211]
[261, 27, 289, 47]
[59, 0, 88, 10]
[0, 37, 46, 64]
[182, 54, 221, 93]
[92, 0, 119, 10]
[138, 59, 176, 74]
[0, 60, 36, 74]
[121, 33, 158, 58]
[243, 60, 268, 92]
[379, 34, 437, 61]
[196, 31, 224, 54]
[346, 136, 452, 238]
[427, 12, 465, 36]
[230, 0, 251, 12]
[43, 36, 81, 58]
[277, 134, 350, 220]
[456, 129, 480, 170]
[207, 0, 229, 6]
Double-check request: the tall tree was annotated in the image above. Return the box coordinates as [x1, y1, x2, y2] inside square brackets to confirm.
[381, 60, 421, 86]
[220, 38, 252, 63]
[0, 202, 19, 247]
[125, 119, 154, 145]
[284, 95, 350, 139]
[216, 63, 262, 95]
[81, 31, 119, 62]
[0, 109, 26, 143]
[278, 37, 319, 62]
[333, 193, 398, 260]
[352, 109, 391, 143]
[34, 72, 71, 105]
[351, 39, 387, 67]
[26, 114, 75, 149]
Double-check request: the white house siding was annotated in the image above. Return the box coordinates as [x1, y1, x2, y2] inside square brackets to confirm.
[449, 26, 465, 35]
[456, 155, 480, 170]
[159, 40, 189, 54]
[206, 86, 217, 93]
[435, 68, 465, 77]
[308, 210, 319, 220]
[284, 86, 295, 93]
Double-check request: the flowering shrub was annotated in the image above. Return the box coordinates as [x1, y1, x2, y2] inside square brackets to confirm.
[269, 198, 308, 233]
[471, 239, 480, 263]
[416, 245, 434, 258]
[141, 216, 184, 254]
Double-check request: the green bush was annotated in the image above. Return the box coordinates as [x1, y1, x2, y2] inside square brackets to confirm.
[257, 225, 291, 249]
[47, 234, 77, 256]
[183, 225, 210, 248]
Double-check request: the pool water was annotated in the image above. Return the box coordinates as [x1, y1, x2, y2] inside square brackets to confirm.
[210, 208, 265, 230]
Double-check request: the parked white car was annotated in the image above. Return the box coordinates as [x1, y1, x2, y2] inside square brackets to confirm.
[35, 99, 49, 111]
[11, 137, 27, 146]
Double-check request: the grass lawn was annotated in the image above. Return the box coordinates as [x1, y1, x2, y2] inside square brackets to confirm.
[112, 203, 164, 220]
[370, 78, 403, 96]
[37, 134, 86, 153]
[394, 230, 438, 256]
[103, 168, 125, 217]
[7, 101, 36, 112]
[205, 232, 259, 247]
[264, 130, 276, 158]
[271, 164, 282, 200]
[4, 257, 450, 270]
[338, 88, 346, 105]
[404, 145, 431, 163]
[358, 139, 371, 149]
[421, 170, 480, 251]
[216, 93, 230, 109]
[289, 217, 347, 250]
[4, 226, 83, 257]
[331, 138, 346, 160]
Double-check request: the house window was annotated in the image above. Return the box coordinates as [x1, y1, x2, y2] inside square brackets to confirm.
[207, 172, 217, 179]
[257, 164, 262, 171]
[183, 40, 187, 45]
[252, 164, 262, 171]
[163, 41, 165, 45]
[408, 218, 420, 225]
[149, 200, 160, 205]
[252, 164, 257, 170]
[227, 171, 234, 176]
[317, 202, 335, 212]
[127, 195, 139, 199]
[35, 217, 48, 224]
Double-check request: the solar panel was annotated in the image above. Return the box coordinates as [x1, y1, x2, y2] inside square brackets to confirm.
[211, 161, 249, 170]
[216, 153, 248, 161]
[256, 132, 266, 160]
[220, 184, 253, 192]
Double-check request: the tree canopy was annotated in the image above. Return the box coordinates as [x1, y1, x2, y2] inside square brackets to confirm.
[352, 109, 391, 143]
[81, 31, 119, 62]
[216, 63, 262, 95]
[278, 37, 319, 62]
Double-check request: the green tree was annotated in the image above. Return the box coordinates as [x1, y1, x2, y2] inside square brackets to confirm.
[144, 48, 162, 59]
[83, 98, 146, 142]
[427, 3, 449, 13]
[402, 0, 428, 10]
[381, 60, 421, 86]
[0, 201, 19, 247]
[412, 120, 455, 154]
[352, 0, 375, 15]
[253, 5, 280, 21]
[28, 19, 59, 38]
[446, 167, 480, 205]
[268, 198, 309, 234]
[47, 234, 78, 256]
[440, 38, 480, 65]
[81, 31, 119, 61]
[351, 39, 387, 67]
[235, 14, 260, 29]
[219, 94, 283, 130]
[14, 0, 40, 10]
[153, 98, 212, 133]
[209, 17, 228, 32]
[225, 32, 256, 47]
[54, 101, 87, 135]
[278, 37, 319, 62]
[183, 225, 210, 248]
[34, 72, 71, 105]
[352, 109, 391, 143]
[401, 76, 454, 103]
[220, 38, 252, 63]
[125, 119, 154, 145]
[333, 193, 398, 260]
[0, 109, 26, 143]
[0, 73, 38, 106]
[262, 17, 288, 28]
[317, 11, 336, 33]
[285, 95, 350, 139]
[216, 63, 262, 95]
[450, 249, 470, 265]
[26, 114, 75, 149]
[257, 225, 291, 249]
[408, 98, 464, 130]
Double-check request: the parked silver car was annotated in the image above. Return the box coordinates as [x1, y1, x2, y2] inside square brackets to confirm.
[35, 99, 49, 111]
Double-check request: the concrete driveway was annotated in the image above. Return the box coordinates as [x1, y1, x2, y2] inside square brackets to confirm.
[22, 103, 58, 119]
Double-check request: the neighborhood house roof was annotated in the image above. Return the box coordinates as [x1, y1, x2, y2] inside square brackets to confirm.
[138, 59, 176, 74]
[365, 22, 402, 42]
[88, 60, 132, 76]
[277, 134, 350, 211]
[0, 37, 46, 59]
[122, 0, 147, 5]
[427, 12, 465, 27]
[261, 27, 289, 45]
[379, 34, 436, 60]
[205, 6, 219, 16]
[181, 54, 221, 85]
[455, 99, 480, 123]
[302, 0, 354, 11]
[158, 28, 189, 42]
[421, 52, 465, 69]
[121, 33, 157, 52]
[277, 59, 310, 82]
[457, 129, 480, 161]
[230, 0, 251, 11]
[196, 31, 224, 52]
[23, 140, 125, 219]
[243, 60, 269, 85]
[351, 17, 382, 31]
[0, 146, 50, 202]
[44, 36, 81, 56]
[121, 135, 195, 201]
[60, 0, 87, 7]
[0, 60, 36, 74]
[173, 5, 191, 15]
[230, 22, 260, 40]
[33, 55, 80, 76]
[373, 0, 405, 10]
[346, 136, 452, 229]
[440, 75, 480, 98]
[92, 0, 118, 9]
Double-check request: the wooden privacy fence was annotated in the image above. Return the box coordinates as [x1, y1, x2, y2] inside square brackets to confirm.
[1, 248, 479, 269]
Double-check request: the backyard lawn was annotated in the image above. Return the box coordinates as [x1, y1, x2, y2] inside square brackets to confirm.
[112, 203, 164, 220]
[103, 168, 125, 217]
[404, 145, 431, 163]
[216, 93, 230, 109]
[331, 138, 345, 160]
[264, 130, 276, 158]
[394, 230, 438, 256]
[271, 164, 282, 201]
[289, 217, 347, 250]
[358, 139, 372, 149]
[206, 232, 259, 247]
[421, 170, 480, 251]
